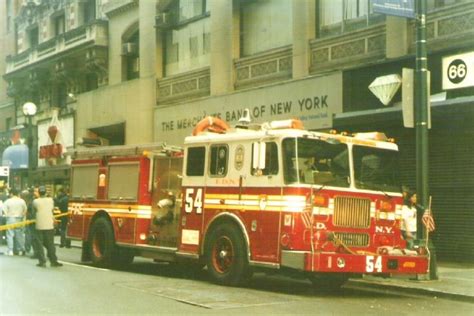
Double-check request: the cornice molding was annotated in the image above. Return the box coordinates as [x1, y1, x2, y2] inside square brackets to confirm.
[103, 0, 138, 18]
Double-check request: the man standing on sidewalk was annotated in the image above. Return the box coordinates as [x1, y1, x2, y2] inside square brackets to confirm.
[2, 188, 27, 256]
[55, 188, 71, 248]
[32, 186, 62, 267]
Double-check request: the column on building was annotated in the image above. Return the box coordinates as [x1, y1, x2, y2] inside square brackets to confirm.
[292, 0, 316, 79]
[386, 16, 409, 59]
[209, 0, 236, 95]
[139, 0, 157, 79]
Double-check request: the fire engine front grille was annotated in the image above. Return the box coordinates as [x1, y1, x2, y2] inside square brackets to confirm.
[333, 196, 371, 228]
[334, 232, 369, 247]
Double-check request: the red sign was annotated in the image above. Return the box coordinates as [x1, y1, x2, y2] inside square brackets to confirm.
[39, 144, 63, 159]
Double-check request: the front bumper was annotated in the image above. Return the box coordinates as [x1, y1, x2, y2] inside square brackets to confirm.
[281, 250, 429, 274]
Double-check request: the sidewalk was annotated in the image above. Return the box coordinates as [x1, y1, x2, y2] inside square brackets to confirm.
[347, 262, 474, 302]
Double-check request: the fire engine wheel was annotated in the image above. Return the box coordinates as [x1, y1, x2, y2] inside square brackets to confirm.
[89, 217, 116, 267]
[308, 273, 349, 292]
[205, 223, 249, 286]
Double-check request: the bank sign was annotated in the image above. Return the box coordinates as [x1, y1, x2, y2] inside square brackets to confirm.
[155, 72, 343, 144]
[442, 52, 474, 90]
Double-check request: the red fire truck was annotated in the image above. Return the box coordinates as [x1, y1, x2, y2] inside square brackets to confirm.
[67, 117, 429, 288]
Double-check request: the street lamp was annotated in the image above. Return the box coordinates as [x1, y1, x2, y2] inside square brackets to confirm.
[22, 102, 37, 187]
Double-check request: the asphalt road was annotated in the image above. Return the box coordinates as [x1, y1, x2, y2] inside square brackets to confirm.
[1, 247, 472, 315]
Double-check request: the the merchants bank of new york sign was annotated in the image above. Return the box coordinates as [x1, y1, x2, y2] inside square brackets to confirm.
[155, 72, 343, 144]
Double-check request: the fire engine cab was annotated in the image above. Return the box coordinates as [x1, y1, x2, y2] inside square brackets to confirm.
[68, 116, 429, 288]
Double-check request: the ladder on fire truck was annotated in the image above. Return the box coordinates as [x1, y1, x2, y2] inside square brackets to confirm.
[66, 143, 183, 159]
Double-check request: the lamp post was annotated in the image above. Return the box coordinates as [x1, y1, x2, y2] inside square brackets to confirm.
[22, 102, 37, 187]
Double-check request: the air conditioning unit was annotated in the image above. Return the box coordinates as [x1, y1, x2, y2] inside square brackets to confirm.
[155, 12, 174, 30]
[121, 42, 138, 56]
[76, 137, 103, 147]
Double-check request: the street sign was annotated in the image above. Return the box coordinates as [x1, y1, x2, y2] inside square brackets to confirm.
[442, 52, 474, 90]
[402, 68, 431, 129]
[372, 0, 415, 18]
[0, 166, 9, 177]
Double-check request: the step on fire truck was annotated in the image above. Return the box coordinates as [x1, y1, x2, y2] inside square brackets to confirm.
[67, 115, 429, 288]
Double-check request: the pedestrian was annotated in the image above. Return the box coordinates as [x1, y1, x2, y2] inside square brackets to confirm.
[55, 187, 71, 248]
[22, 187, 39, 257]
[2, 188, 27, 256]
[32, 186, 62, 267]
[401, 190, 418, 250]
[0, 186, 7, 245]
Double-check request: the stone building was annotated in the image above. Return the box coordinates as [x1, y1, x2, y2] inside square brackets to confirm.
[1, 0, 473, 261]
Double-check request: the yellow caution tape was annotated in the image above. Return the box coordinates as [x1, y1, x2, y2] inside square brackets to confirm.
[0, 212, 70, 231]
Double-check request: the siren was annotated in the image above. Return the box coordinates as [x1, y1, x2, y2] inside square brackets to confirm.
[237, 108, 252, 126]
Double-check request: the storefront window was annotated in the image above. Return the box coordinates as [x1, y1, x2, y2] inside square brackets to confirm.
[163, 0, 210, 76]
[240, 0, 293, 56]
[318, 0, 385, 37]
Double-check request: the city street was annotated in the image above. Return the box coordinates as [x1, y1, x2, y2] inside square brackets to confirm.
[1, 246, 472, 315]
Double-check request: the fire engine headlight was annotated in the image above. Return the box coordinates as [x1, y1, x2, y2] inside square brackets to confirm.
[337, 257, 345, 269]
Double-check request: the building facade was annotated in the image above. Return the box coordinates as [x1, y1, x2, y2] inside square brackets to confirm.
[1, 0, 473, 261]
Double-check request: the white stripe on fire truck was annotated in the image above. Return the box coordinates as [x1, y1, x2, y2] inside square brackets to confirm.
[79, 207, 152, 219]
[204, 194, 307, 212]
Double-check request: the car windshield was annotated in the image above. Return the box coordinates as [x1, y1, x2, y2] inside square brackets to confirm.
[353, 145, 400, 192]
[282, 137, 350, 187]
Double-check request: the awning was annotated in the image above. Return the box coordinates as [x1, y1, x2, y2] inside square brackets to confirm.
[333, 96, 474, 130]
[2, 144, 29, 169]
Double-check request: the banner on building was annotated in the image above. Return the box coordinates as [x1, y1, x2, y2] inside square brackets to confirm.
[372, 0, 415, 18]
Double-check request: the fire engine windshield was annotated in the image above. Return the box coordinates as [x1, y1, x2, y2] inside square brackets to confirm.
[282, 137, 350, 187]
[353, 145, 400, 192]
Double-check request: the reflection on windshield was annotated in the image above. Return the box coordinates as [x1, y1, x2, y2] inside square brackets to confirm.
[353, 146, 400, 192]
[282, 138, 350, 187]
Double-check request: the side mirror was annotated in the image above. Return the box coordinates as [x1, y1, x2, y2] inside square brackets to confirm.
[252, 142, 266, 171]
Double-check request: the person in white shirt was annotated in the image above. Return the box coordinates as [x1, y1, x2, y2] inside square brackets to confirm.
[2, 188, 27, 256]
[32, 186, 62, 267]
[401, 191, 418, 250]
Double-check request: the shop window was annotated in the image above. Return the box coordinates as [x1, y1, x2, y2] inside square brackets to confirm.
[52, 83, 67, 109]
[53, 13, 65, 36]
[209, 145, 228, 176]
[85, 73, 98, 91]
[318, 0, 385, 38]
[6, 0, 13, 33]
[240, 0, 292, 56]
[83, 0, 96, 23]
[6, 117, 12, 130]
[28, 26, 39, 48]
[186, 146, 206, 176]
[162, 0, 210, 76]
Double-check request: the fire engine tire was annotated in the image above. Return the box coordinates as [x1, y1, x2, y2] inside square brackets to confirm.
[205, 223, 249, 286]
[308, 273, 349, 292]
[89, 217, 116, 268]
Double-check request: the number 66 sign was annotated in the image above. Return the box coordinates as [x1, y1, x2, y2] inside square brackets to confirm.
[443, 52, 474, 90]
